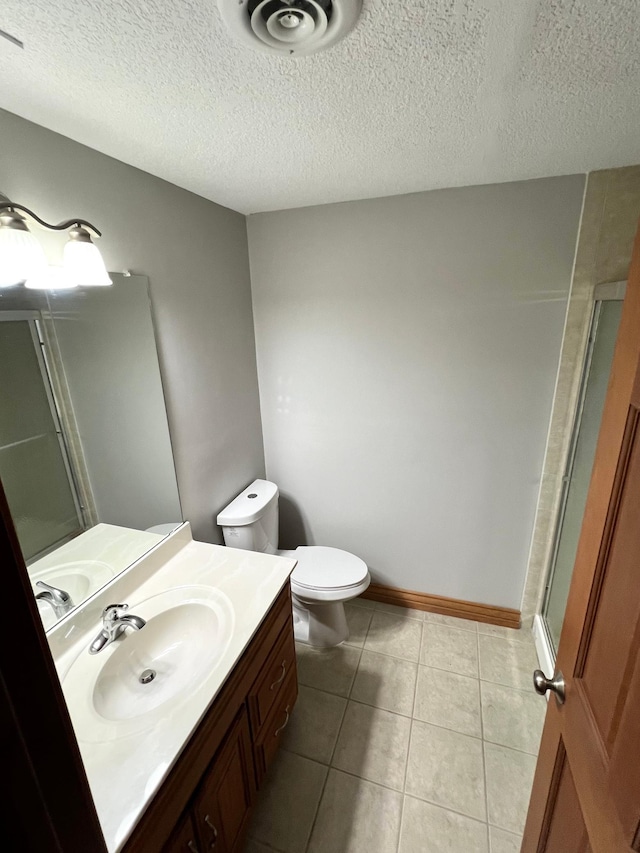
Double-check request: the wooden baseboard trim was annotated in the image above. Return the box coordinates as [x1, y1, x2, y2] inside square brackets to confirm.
[362, 583, 521, 629]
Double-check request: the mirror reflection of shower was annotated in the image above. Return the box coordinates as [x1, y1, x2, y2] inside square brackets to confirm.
[0, 274, 183, 629]
[542, 281, 625, 653]
[0, 311, 88, 561]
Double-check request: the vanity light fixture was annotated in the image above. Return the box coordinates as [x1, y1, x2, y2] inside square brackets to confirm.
[0, 193, 111, 289]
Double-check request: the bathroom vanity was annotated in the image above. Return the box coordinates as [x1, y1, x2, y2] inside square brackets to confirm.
[127, 581, 297, 853]
[47, 523, 298, 853]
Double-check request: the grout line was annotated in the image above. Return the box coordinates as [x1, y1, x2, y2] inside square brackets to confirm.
[403, 792, 490, 830]
[424, 618, 479, 635]
[321, 764, 406, 796]
[478, 629, 491, 850]
[358, 646, 421, 664]
[397, 620, 423, 853]
[397, 782, 490, 827]
[301, 762, 330, 853]
[295, 610, 533, 851]
[412, 658, 478, 679]
[479, 676, 546, 696]
[477, 675, 538, 691]
[293, 681, 541, 756]
[303, 623, 365, 853]
[482, 738, 542, 758]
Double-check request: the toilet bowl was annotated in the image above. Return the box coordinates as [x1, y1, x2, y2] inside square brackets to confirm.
[279, 546, 370, 646]
[216, 480, 370, 647]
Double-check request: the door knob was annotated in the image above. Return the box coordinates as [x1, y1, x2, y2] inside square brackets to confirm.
[533, 669, 566, 705]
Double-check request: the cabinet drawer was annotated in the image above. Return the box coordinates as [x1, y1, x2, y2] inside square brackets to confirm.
[253, 670, 298, 786]
[248, 623, 296, 734]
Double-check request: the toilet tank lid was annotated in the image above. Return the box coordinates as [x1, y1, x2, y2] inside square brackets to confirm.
[216, 479, 279, 526]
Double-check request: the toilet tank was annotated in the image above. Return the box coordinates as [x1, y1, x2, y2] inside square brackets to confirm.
[216, 479, 279, 554]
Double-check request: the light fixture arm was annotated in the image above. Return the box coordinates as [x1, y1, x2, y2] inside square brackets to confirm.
[0, 201, 102, 237]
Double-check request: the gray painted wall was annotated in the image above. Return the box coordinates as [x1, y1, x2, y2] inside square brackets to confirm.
[0, 109, 264, 543]
[50, 274, 182, 531]
[248, 177, 585, 608]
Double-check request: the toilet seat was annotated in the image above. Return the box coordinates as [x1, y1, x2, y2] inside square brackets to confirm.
[288, 546, 370, 603]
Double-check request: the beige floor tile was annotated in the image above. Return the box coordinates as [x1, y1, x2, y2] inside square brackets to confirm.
[280, 684, 347, 764]
[485, 742, 537, 834]
[332, 701, 412, 790]
[478, 635, 539, 691]
[478, 622, 533, 643]
[307, 769, 403, 853]
[295, 642, 361, 697]
[481, 681, 546, 754]
[414, 666, 482, 738]
[351, 650, 418, 716]
[364, 611, 423, 661]
[399, 796, 489, 853]
[489, 825, 523, 853]
[247, 750, 327, 852]
[424, 612, 479, 632]
[406, 720, 486, 821]
[421, 623, 479, 677]
[375, 601, 425, 620]
[344, 602, 374, 648]
[350, 596, 376, 609]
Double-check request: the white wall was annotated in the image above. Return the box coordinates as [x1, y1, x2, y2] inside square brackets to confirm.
[248, 177, 585, 609]
[1, 109, 265, 543]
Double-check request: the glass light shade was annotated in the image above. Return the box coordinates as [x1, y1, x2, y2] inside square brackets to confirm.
[63, 238, 112, 286]
[0, 225, 48, 287]
[25, 266, 78, 290]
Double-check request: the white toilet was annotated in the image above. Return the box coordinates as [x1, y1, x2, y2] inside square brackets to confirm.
[217, 479, 370, 647]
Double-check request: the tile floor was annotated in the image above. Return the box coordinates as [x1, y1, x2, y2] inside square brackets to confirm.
[245, 599, 545, 853]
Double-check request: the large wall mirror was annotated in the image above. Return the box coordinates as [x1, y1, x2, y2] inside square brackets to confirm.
[0, 273, 182, 630]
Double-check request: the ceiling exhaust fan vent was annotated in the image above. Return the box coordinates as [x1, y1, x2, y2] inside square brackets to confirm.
[218, 0, 362, 57]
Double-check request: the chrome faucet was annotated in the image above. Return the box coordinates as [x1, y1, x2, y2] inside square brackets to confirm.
[88, 603, 146, 654]
[35, 581, 75, 619]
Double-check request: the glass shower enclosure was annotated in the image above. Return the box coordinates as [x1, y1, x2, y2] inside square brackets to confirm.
[542, 282, 625, 654]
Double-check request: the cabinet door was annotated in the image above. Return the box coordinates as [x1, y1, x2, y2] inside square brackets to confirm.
[193, 706, 256, 853]
[163, 812, 200, 853]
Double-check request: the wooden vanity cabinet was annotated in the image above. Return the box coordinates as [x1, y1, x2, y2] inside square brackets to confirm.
[123, 582, 297, 853]
[163, 812, 199, 853]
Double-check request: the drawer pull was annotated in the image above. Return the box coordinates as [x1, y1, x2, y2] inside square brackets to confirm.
[275, 705, 291, 736]
[270, 660, 287, 691]
[188, 841, 199, 853]
[204, 815, 218, 847]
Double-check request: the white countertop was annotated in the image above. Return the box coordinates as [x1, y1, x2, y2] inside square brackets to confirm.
[46, 523, 296, 852]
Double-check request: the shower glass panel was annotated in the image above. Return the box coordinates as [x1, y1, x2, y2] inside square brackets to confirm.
[542, 291, 624, 653]
[0, 315, 84, 561]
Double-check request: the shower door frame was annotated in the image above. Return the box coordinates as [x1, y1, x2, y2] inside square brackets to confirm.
[537, 280, 627, 667]
[0, 310, 88, 559]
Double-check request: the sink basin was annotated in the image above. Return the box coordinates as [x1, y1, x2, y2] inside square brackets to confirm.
[32, 560, 115, 600]
[32, 561, 116, 629]
[62, 585, 234, 741]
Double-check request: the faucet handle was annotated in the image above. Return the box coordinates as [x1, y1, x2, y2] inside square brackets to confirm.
[102, 603, 129, 623]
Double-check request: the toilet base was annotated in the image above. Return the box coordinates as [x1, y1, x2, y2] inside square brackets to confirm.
[292, 594, 349, 648]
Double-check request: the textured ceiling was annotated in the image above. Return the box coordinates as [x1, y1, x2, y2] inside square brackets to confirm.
[0, 0, 639, 214]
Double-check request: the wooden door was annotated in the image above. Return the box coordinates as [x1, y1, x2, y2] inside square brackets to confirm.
[522, 221, 640, 851]
[193, 706, 256, 853]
